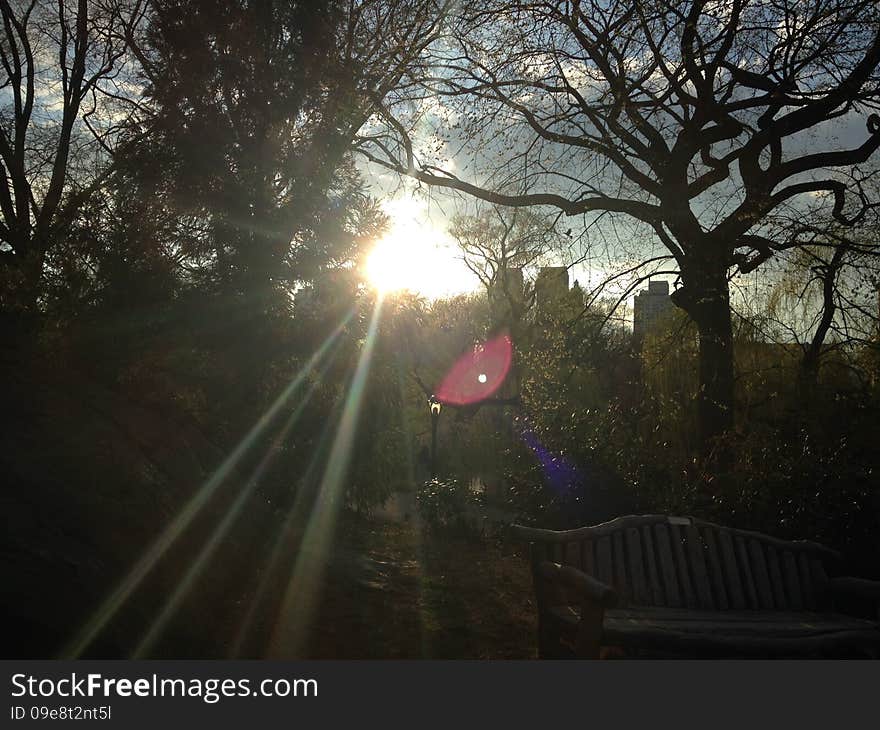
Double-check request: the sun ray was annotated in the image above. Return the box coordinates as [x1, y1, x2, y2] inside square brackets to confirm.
[130, 336, 345, 658]
[59, 307, 356, 659]
[227, 387, 345, 657]
[266, 295, 385, 657]
[391, 354, 434, 657]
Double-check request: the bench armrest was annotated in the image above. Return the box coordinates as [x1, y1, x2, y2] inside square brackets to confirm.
[829, 577, 880, 601]
[830, 577, 880, 622]
[536, 561, 618, 608]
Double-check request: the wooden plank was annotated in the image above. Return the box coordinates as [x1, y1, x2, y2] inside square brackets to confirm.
[685, 525, 714, 609]
[670, 524, 697, 609]
[564, 541, 582, 570]
[718, 530, 745, 609]
[641, 525, 665, 606]
[782, 551, 803, 610]
[555, 542, 567, 564]
[766, 546, 787, 609]
[735, 536, 760, 609]
[600, 626, 880, 654]
[604, 607, 867, 623]
[748, 539, 775, 609]
[612, 531, 630, 603]
[798, 552, 816, 610]
[811, 559, 830, 609]
[653, 524, 681, 608]
[702, 528, 729, 610]
[718, 526, 837, 560]
[625, 527, 649, 605]
[596, 536, 613, 588]
[603, 614, 877, 637]
[530, 542, 550, 566]
[604, 611, 873, 631]
[512, 517, 839, 561]
[581, 540, 595, 576]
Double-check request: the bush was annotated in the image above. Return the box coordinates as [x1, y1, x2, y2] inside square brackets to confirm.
[416, 477, 484, 537]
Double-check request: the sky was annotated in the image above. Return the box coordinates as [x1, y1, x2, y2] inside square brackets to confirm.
[352, 3, 880, 338]
[361, 160, 677, 331]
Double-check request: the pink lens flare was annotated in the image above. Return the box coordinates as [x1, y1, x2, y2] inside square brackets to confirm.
[435, 332, 513, 406]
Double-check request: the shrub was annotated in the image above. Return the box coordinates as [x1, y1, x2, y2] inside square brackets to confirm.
[416, 477, 484, 537]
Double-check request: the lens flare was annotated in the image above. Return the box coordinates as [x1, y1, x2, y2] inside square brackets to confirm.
[518, 422, 583, 494]
[434, 332, 513, 406]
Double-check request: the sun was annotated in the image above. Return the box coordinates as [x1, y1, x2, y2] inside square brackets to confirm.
[365, 235, 416, 295]
[364, 197, 477, 299]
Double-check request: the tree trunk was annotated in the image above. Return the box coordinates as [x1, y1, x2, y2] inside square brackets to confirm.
[672, 269, 735, 460]
[3, 244, 45, 316]
[797, 246, 845, 410]
[22, 247, 45, 312]
[798, 334, 824, 410]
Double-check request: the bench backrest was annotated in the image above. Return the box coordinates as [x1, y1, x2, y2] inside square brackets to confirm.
[516, 515, 841, 611]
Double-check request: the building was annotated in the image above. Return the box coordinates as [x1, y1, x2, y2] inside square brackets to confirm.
[534, 266, 569, 308]
[633, 279, 674, 342]
[504, 267, 525, 302]
[489, 266, 524, 304]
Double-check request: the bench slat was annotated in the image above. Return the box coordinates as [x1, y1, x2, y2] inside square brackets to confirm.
[582, 539, 595, 577]
[604, 607, 877, 630]
[782, 551, 803, 610]
[654, 524, 681, 608]
[626, 527, 650, 605]
[596, 536, 613, 588]
[641, 525, 665, 606]
[613, 531, 630, 603]
[718, 530, 746, 609]
[702, 528, 729, 610]
[554, 542, 566, 564]
[811, 559, 830, 609]
[604, 607, 863, 623]
[530, 542, 550, 566]
[736, 536, 760, 609]
[748, 539, 775, 609]
[671, 524, 697, 609]
[766, 546, 787, 609]
[602, 609, 880, 640]
[686, 525, 714, 609]
[565, 541, 581, 571]
[799, 553, 816, 610]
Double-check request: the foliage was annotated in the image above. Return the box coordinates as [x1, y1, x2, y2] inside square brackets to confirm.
[416, 477, 484, 537]
[4, 0, 880, 660]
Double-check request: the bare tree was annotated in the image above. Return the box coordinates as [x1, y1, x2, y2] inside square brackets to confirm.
[0, 0, 146, 313]
[744, 220, 880, 401]
[448, 204, 564, 330]
[359, 0, 880, 455]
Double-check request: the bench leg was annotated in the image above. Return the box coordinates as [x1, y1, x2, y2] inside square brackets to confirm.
[574, 602, 604, 659]
[537, 613, 561, 659]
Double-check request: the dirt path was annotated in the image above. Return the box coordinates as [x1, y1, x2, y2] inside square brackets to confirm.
[302, 514, 537, 659]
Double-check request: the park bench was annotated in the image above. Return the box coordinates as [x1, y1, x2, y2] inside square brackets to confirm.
[511, 515, 880, 658]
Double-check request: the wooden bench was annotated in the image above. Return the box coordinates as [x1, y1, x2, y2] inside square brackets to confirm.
[512, 515, 880, 658]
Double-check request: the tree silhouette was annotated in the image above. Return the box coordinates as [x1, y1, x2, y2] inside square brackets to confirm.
[0, 0, 139, 313]
[361, 0, 880, 456]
